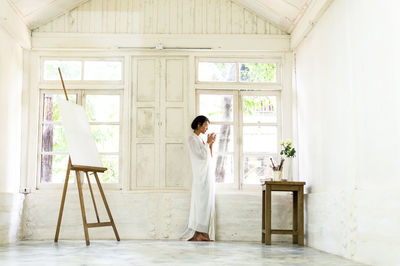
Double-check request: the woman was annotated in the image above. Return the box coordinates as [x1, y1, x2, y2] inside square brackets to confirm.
[183, 115, 216, 241]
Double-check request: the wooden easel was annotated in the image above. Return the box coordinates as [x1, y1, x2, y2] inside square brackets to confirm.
[54, 68, 120, 246]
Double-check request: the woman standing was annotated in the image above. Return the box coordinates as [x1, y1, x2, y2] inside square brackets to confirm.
[183, 115, 216, 241]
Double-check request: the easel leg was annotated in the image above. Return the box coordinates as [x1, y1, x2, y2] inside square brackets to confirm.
[55, 157, 71, 242]
[86, 172, 100, 223]
[76, 170, 90, 246]
[93, 172, 120, 241]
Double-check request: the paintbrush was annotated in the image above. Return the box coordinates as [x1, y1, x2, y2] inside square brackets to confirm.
[278, 158, 285, 171]
[270, 157, 277, 170]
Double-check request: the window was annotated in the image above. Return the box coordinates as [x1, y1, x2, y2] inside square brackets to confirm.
[197, 91, 281, 187]
[198, 62, 236, 82]
[239, 63, 277, 83]
[84, 61, 122, 81]
[39, 91, 122, 185]
[196, 58, 282, 189]
[197, 59, 279, 84]
[44, 61, 82, 80]
[38, 58, 124, 188]
[42, 59, 122, 81]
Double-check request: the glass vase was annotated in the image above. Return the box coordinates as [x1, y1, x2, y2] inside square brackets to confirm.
[282, 158, 292, 181]
[273, 170, 282, 181]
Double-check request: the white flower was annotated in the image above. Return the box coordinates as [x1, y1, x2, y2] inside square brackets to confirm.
[285, 139, 292, 145]
[280, 141, 284, 145]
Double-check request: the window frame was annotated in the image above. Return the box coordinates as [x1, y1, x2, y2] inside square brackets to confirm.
[37, 89, 123, 190]
[195, 56, 283, 191]
[196, 89, 281, 190]
[40, 57, 124, 85]
[196, 57, 282, 86]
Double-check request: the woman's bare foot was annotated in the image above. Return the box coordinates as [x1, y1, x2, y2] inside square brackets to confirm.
[188, 232, 206, 241]
[198, 232, 213, 241]
[187, 231, 215, 241]
[198, 233, 209, 241]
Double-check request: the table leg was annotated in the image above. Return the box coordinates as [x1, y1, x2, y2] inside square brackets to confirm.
[262, 189, 265, 243]
[292, 191, 298, 244]
[265, 186, 271, 245]
[298, 186, 304, 245]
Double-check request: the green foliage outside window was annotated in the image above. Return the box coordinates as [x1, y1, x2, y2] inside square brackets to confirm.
[41, 94, 120, 183]
[240, 63, 277, 82]
[243, 96, 274, 116]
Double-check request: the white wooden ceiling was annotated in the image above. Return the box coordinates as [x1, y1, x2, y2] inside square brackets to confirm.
[9, 0, 310, 33]
[9, 0, 88, 29]
[234, 0, 310, 33]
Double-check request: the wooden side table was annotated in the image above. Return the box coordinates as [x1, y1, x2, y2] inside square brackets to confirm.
[261, 181, 306, 245]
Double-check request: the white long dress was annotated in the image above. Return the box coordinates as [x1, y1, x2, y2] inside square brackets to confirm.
[182, 132, 215, 240]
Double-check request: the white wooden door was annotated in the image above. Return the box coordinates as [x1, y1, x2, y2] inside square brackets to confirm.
[132, 56, 188, 190]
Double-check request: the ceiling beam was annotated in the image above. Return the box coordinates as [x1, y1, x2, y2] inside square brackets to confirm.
[32, 33, 290, 52]
[0, 0, 31, 49]
[291, 0, 335, 49]
[26, 0, 89, 30]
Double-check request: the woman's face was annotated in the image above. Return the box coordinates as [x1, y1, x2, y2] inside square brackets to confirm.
[198, 121, 209, 134]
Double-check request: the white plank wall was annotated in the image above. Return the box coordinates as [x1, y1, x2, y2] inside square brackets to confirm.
[34, 0, 287, 35]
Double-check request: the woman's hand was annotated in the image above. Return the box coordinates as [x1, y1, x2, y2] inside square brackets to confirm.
[211, 133, 216, 143]
[207, 133, 213, 144]
[207, 133, 216, 144]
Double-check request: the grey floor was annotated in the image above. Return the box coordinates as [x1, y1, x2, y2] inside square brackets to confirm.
[0, 240, 365, 266]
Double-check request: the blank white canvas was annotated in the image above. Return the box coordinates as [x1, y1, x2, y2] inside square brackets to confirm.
[58, 100, 103, 168]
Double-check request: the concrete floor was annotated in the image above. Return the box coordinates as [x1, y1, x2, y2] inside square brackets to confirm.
[0, 240, 365, 266]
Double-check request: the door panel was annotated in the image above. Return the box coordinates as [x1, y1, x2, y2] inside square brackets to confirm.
[136, 144, 156, 187]
[166, 107, 184, 138]
[137, 59, 156, 102]
[166, 59, 184, 102]
[165, 143, 185, 187]
[136, 107, 155, 138]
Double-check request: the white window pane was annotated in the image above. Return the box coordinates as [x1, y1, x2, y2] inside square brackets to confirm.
[198, 62, 236, 82]
[243, 155, 276, 184]
[243, 126, 277, 153]
[43, 94, 77, 122]
[42, 124, 68, 152]
[239, 63, 277, 83]
[100, 155, 119, 183]
[44, 60, 82, 80]
[40, 154, 75, 183]
[199, 94, 233, 122]
[208, 125, 234, 153]
[215, 155, 234, 184]
[84, 61, 122, 80]
[243, 96, 277, 123]
[90, 125, 119, 152]
[86, 95, 120, 122]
